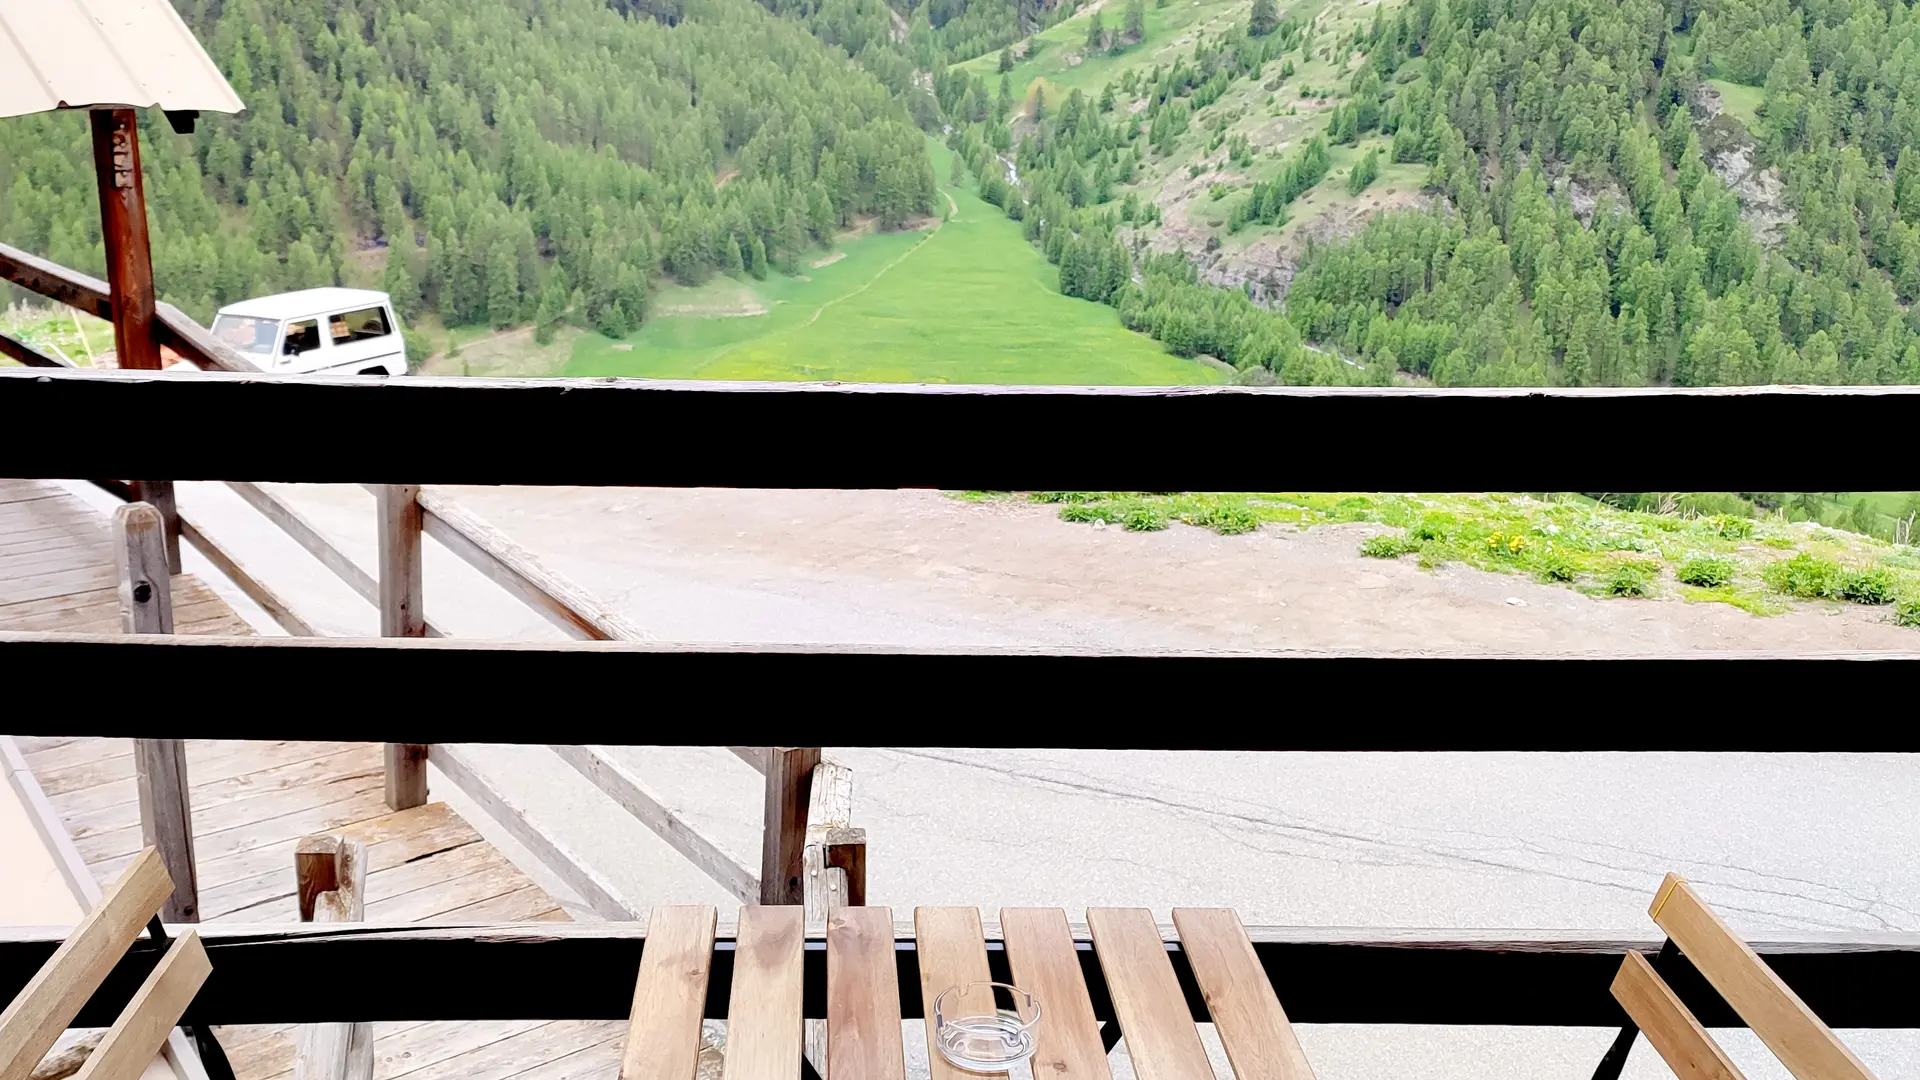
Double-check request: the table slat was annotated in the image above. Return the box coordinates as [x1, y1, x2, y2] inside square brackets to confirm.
[828, 906, 905, 1080]
[723, 906, 805, 1080]
[1173, 908, 1314, 1080]
[1000, 908, 1113, 1080]
[1087, 908, 1213, 1080]
[915, 907, 1003, 1080]
[618, 905, 716, 1080]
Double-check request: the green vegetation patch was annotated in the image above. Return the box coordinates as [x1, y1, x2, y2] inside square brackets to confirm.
[1001, 490, 1920, 622]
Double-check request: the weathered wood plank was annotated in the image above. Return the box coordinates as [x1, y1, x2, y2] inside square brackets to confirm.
[4, 634, 1915, 747]
[1172, 908, 1314, 1080]
[760, 749, 819, 907]
[58, 744, 377, 834]
[1087, 908, 1212, 1080]
[1000, 909, 1111, 1080]
[132, 741, 197, 922]
[375, 484, 426, 812]
[549, 745, 757, 905]
[76, 777, 388, 866]
[1650, 874, 1879, 1080]
[71, 933, 211, 1080]
[617, 906, 716, 1080]
[8, 367, 1920, 489]
[1611, 951, 1745, 1080]
[722, 907, 804, 1080]
[826, 907, 904, 1080]
[0, 851, 173, 1080]
[914, 908, 1003, 1080]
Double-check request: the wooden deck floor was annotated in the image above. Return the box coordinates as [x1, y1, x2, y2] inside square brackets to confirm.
[0, 477, 249, 635]
[14, 738, 628, 1079]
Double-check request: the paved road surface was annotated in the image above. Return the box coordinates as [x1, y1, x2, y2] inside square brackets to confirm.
[58, 481, 1918, 1080]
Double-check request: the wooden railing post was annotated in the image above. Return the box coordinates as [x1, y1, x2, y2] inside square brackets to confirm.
[376, 485, 428, 810]
[88, 108, 160, 372]
[759, 747, 819, 906]
[114, 503, 198, 923]
[130, 481, 181, 575]
[294, 836, 371, 1080]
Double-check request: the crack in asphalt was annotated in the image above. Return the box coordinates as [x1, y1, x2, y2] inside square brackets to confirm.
[868, 749, 1916, 931]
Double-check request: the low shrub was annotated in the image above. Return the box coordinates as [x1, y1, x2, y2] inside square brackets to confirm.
[1762, 553, 1841, 598]
[1838, 568, 1897, 605]
[1606, 560, 1656, 597]
[1677, 556, 1737, 588]
[1533, 551, 1577, 582]
[1896, 598, 1920, 628]
[1360, 533, 1415, 558]
[1409, 513, 1457, 541]
[1032, 491, 1103, 503]
[1706, 515, 1755, 540]
[1189, 505, 1260, 535]
[1121, 505, 1168, 531]
[1059, 504, 1119, 524]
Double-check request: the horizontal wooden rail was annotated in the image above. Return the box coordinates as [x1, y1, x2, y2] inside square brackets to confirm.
[0, 245, 255, 373]
[1, 922, 1913, 1030]
[178, 514, 317, 637]
[6, 368, 1920, 489]
[0, 633, 1915, 746]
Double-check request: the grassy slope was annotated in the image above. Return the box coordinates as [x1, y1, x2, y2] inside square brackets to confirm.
[1706, 78, 1765, 128]
[569, 141, 1217, 384]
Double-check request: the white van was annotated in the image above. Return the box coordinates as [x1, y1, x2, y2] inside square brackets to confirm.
[210, 288, 407, 375]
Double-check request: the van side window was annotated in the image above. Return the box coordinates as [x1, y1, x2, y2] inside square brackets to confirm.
[334, 307, 393, 343]
[283, 320, 321, 356]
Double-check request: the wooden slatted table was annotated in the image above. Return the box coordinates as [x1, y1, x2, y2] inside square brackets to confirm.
[616, 906, 1316, 1080]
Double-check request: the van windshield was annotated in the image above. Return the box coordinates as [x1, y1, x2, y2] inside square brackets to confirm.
[212, 315, 280, 357]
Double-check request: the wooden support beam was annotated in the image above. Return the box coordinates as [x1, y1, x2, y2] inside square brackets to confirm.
[1610, 952, 1745, 1080]
[294, 837, 370, 1080]
[729, 747, 767, 774]
[112, 504, 171, 634]
[823, 829, 866, 909]
[0, 851, 173, 1080]
[1649, 874, 1879, 1080]
[549, 745, 758, 904]
[760, 748, 820, 906]
[376, 484, 427, 810]
[88, 110, 160, 372]
[132, 741, 197, 923]
[71, 933, 211, 1080]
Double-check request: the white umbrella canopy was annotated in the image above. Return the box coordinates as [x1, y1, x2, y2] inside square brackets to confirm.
[0, 0, 244, 119]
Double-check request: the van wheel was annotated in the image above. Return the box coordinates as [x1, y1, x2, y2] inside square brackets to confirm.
[359, 367, 389, 377]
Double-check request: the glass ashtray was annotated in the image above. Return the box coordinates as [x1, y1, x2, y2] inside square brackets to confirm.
[933, 982, 1040, 1072]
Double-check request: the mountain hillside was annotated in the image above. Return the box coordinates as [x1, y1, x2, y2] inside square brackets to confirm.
[0, 0, 934, 337]
[936, 0, 1920, 386]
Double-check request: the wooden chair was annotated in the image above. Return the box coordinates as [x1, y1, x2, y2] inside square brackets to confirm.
[1599, 873, 1879, 1080]
[0, 849, 212, 1080]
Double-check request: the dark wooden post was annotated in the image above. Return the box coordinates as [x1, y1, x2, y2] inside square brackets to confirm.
[89, 109, 160, 371]
[131, 480, 182, 576]
[115, 503, 198, 922]
[760, 747, 820, 905]
[376, 485, 428, 810]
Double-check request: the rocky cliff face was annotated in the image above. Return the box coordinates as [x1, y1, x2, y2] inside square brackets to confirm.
[1694, 84, 1793, 249]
